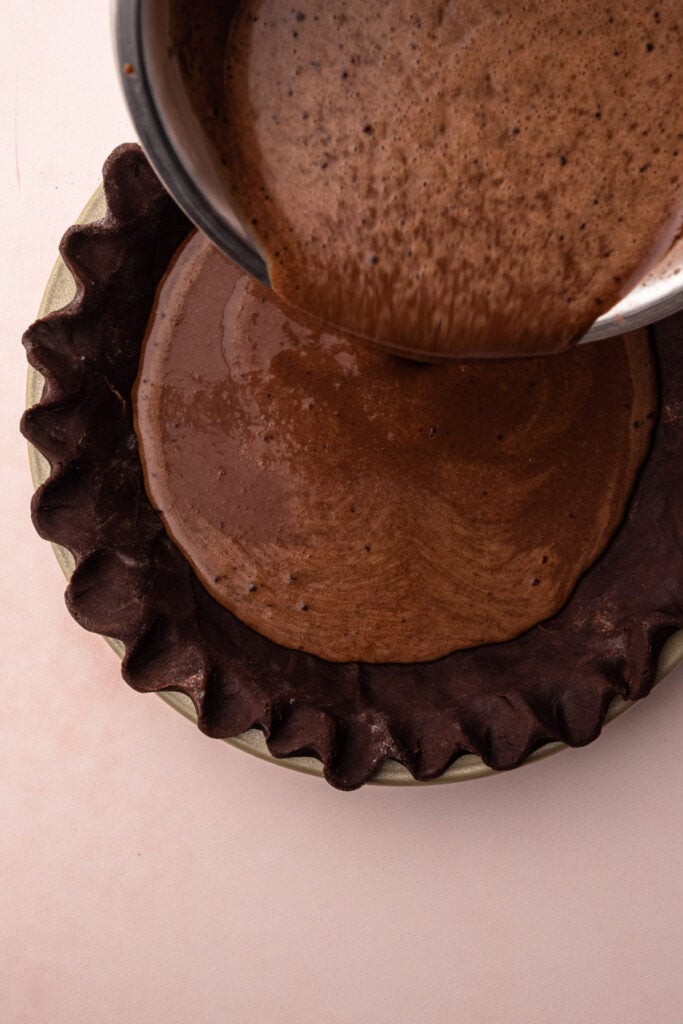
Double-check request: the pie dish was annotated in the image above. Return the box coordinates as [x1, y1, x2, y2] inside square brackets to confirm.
[21, 145, 683, 789]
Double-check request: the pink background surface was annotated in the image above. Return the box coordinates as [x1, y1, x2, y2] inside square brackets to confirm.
[2, 3, 683, 1021]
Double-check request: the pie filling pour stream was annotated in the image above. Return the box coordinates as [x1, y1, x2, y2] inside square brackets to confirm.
[21, 146, 683, 789]
[172, 0, 683, 357]
[135, 231, 655, 663]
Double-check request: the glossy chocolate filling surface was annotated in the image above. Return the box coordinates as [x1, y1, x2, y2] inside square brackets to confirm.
[135, 232, 656, 662]
[173, 0, 683, 357]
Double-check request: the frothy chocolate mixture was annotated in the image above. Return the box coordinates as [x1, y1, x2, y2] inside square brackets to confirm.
[174, 0, 683, 357]
[135, 232, 656, 663]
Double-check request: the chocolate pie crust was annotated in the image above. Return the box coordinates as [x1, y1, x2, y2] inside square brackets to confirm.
[21, 145, 683, 790]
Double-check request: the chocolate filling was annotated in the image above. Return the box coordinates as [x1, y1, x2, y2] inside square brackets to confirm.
[21, 145, 683, 789]
[173, 0, 683, 357]
[134, 230, 655, 663]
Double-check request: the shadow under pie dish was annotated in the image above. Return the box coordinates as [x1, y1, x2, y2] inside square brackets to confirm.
[20, 144, 683, 790]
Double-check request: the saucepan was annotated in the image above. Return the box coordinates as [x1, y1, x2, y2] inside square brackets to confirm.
[113, 0, 683, 352]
